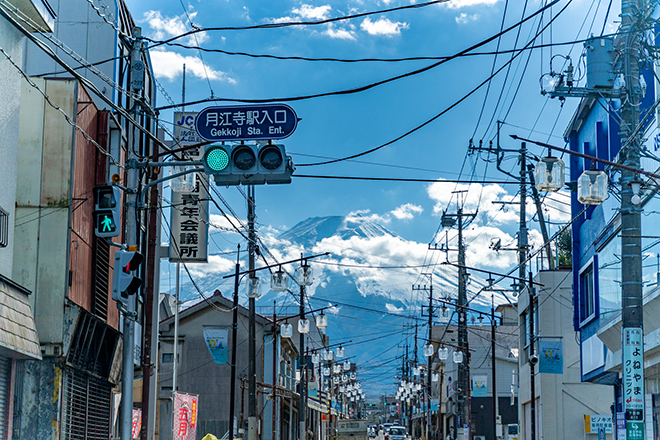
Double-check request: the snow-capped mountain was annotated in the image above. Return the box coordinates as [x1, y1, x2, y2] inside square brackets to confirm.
[171, 214, 513, 396]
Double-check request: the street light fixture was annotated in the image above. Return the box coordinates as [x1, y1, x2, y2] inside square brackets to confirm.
[245, 277, 262, 298]
[534, 155, 565, 192]
[271, 267, 288, 291]
[577, 168, 608, 205]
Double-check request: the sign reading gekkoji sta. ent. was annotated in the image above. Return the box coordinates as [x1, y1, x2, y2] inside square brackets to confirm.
[194, 104, 298, 142]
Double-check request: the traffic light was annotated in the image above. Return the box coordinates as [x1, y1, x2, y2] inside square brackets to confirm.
[112, 250, 144, 304]
[94, 185, 121, 238]
[202, 143, 294, 186]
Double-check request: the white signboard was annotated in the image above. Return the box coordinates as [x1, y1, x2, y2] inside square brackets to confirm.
[584, 414, 612, 434]
[170, 112, 209, 263]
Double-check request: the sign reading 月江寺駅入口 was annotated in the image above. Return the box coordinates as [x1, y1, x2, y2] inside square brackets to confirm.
[194, 104, 298, 141]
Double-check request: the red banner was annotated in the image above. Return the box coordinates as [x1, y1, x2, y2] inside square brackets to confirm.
[132, 409, 142, 439]
[174, 393, 199, 440]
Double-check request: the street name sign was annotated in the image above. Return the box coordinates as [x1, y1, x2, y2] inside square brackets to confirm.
[194, 104, 298, 141]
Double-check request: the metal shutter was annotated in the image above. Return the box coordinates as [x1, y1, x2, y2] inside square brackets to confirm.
[0, 356, 10, 439]
[61, 369, 112, 440]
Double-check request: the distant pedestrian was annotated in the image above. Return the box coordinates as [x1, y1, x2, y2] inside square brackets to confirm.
[445, 426, 454, 440]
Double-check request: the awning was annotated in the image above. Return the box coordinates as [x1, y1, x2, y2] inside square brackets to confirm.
[0, 274, 41, 360]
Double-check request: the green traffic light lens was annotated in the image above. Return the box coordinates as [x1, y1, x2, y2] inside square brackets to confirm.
[206, 147, 230, 171]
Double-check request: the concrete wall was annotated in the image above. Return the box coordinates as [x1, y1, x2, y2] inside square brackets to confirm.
[518, 270, 613, 440]
[13, 78, 77, 345]
[0, 19, 24, 278]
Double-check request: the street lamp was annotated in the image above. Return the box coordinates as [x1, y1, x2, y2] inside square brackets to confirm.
[577, 168, 608, 205]
[534, 155, 565, 192]
[271, 267, 288, 292]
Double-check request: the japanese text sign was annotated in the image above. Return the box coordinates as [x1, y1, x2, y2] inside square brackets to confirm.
[170, 112, 209, 263]
[584, 414, 612, 434]
[173, 392, 198, 440]
[623, 327, 645, 439]
[194, 104, 298, 141]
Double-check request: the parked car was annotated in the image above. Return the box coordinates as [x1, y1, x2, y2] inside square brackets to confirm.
[384, 426, 409, 440]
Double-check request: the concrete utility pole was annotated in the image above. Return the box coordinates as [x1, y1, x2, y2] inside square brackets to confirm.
[299, 280, 306, 440]
[413, 275, 434, 440]
[619, 1, 645, 437]
[248, 186, 258, 440]
[120, 28, 144, 440]
[491, 295, 499, 440]
[230, 246, 241, 440]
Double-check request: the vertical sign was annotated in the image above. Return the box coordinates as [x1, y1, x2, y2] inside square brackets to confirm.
[203, 328, 228, 364]
[538, 340, 563, 374]
[131, 409, 142, 439]
[623, 328, 644, 439]
[170, 112, 209, 263]
[472, 375, 487, 397]
[173, 392, 199, 440]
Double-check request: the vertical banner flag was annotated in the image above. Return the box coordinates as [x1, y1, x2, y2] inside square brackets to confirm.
[132, 409, 142, 439]
[174, 393, 199, 440]
[538, 340, 563, 374]
[623, 328, 645, 440]
[472, 375, 488, 397]
[170, 112, 209, 263]
[203, 328, 229, 364]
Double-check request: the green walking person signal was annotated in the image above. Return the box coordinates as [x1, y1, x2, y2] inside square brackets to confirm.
[94, 185, 121, 238]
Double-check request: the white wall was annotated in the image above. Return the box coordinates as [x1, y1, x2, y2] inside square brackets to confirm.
[0, 19, 25, 278]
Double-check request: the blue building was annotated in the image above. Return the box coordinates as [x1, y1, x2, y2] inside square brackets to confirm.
[565, 50, 660, 438]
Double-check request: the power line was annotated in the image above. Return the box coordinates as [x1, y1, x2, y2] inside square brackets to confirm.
[154, 0, 558, 112]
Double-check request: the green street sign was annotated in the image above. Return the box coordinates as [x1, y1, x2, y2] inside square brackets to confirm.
[627, 421, 644, 440]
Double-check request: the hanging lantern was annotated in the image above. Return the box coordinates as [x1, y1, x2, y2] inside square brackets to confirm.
[342, 374, 349, 382]
[316, 312, 328, 329]
[438, 347, 449, 360]
[423, 344, 434, 357]
[339, 385, 345, 392]
[333, 376, 339, 384]
[535, 156, 565, 192]
[323, 367, 331, 376]
[324, 349, 335, 361]
[438, 306, 450, 323]
[432, 373, 439, 382]
[478, 316, 484, 326]
[415, 383, 422, 392]
[298, 318, 310, 334]
[336, 346, 345, 358]
[350, 372, 357, 380]
[311, 353, 321, 364]
[280, 323, 293, 338]
[347, 384, 354, 392]
[413, 366, 420, 376]
[453, 351, 463, 364]
[295, 263, 314, 286]
[343, 360, 351, 371]
[333, 364, 341, 374]
[271, 267, 288, 292]
[578, 169, 608, 205]
[245, 277, 262, 298]
[323, 386, 330, 393]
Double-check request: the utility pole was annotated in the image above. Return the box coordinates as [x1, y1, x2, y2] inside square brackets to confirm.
[248, 186, 258, 440]
[413, 275, 434, 440]
[230, 245, 241, 440]
[299, 275, 306, 440]
[491, 295, 500, 440]
[528, 272, 536, 440]
[120, 28, 143, 440]
[620, 1, 645, 437]
[433, 193, 476, 438]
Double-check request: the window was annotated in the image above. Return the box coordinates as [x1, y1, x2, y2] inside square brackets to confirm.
[0, 206, 7, 248]
[579, 256, 598, 325]
[162, 353, 173, 363]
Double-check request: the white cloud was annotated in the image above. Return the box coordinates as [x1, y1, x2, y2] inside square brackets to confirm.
[142, 10, 209, 45]
[455, 13, 479, 24]
[385, 304, 404, 313]
[292, 4, 332, 20]
[390, 203, 423, 220]
[360, 17, 409, 36]
[445, 0, 501, 9]
[186, 254, 235, 278]
[323, 26, 357, 40]
[149, 49, 236, 83]
[346, 209, 391, 225]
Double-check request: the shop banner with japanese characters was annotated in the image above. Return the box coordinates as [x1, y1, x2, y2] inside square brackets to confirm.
[472, 375, 487, 397]
[170, 112, 209, 263]
[623, 327, 645, 440]
[584, 414, 612, 434]
[203, 328, 228, 364]
[538, 340, 563, 374]
[132, 409, 142, 439]
[173, 392, 199, 440]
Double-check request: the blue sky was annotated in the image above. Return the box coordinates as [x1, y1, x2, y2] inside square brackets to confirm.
[127, 0, 621, 284]
[123, 0, 623, 395]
